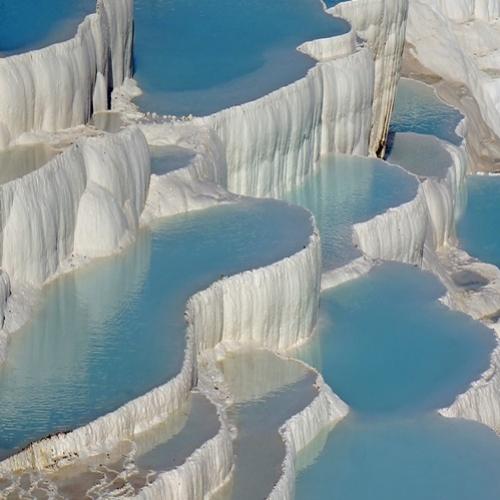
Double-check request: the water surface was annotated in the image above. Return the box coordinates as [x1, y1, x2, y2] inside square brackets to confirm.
[299, 263, 494, 414]
[390, 78, 463, 145]
[296, 414, 500, 500]
[283, 154, 417, 268]
[458, 175, 500, 267]
[0, 144, 57, 185]
[133, 0, 348, 116]
[0, 0, 96, 56]
[0, 200, 311, 457]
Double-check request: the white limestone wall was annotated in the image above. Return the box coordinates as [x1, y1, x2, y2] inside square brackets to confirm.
[200, 47, 375, 198]
[191, 225, 321, 353]
[353, 141, 468, 265]
[406, 0, 500, 153]
[268, 376, 348, 500]
[0, 127, 149, 288]
[332, 0, 410, 156]
[0, 0, 133, 148]
[434, 0, 500, 22]
[134, 423, 233, 500]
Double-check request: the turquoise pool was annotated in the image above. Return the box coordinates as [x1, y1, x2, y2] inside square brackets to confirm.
[0, 0, 96, 56]
[294, 263, 496, 498]
[133, 0, 348, 116]
[0, 200, 311, 458]
[283, 154, 418, 268]
[390, 78, 463, 145]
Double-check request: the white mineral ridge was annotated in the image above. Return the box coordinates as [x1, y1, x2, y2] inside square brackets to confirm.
[140, 122, 232, 223]
[353, 140, 467, 265]
[0, 212, 322, 476]
[198, 45, 375, 198]
[0, 0, 133, 148]
[332, 0, 409, 156]
[0, 127, 149, 288]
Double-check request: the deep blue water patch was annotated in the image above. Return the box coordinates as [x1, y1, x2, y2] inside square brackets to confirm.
[0, 200, 311, 458]
[283, 154, 418, 269]
[0, 0, 96, 56]
[133, 0, 348, 116]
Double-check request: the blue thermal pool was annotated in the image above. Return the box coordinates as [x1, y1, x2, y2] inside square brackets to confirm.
[132, 0, 348, 116]
[282, 154, 418, 269]
[390, 78, 463, 145]
[299, 263, 494, 415]
[220, 350, 316, 500]
[0, 0, 96, 56]
[296, 413, 500, 500]
[386, 132, 452, 179]
[293, 263, 497, 499]
[0, 199, 311, 458]
[458, 175, 500, 268]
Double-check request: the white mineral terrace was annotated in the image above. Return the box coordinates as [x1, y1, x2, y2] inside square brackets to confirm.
[1, 0, 500, 499]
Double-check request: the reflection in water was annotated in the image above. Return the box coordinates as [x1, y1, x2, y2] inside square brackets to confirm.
[0, 200, 311, 457]
[386, 132, 451, 179]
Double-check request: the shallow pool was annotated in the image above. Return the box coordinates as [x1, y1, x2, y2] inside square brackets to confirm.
[458, 175, 500, 267]
[220, 350, 315, 500]
[300, 263, 494, 414]
[282, 154, 418, 269]
[296, 413, 500, 500]
[390, 78, 463, 145]
[0, 0, 96, 56]
[0, 200, 311, 458]
[386, 132, 452, 179]
[133, 0, 348, 116]
[294, 262, 496, 498]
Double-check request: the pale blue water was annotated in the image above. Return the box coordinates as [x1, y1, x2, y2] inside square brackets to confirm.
[306, 263, 494, 414]
[0, 200, 311, 458]
[295, 263, 496, 498]
[283, 154, 418, 268]
[458, 175, 500, 268]
[220, 351, 316, 500]
[386, 132, 451, 179]
[296, 414, 500, 500]
[390, 78, 463, 145]
[136, 394, 219, 473]
[0, 0, 96, 56]
[133, 0, 348, 116]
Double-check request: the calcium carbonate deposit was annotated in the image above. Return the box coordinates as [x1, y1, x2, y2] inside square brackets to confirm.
[1, 1, 500, 499]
